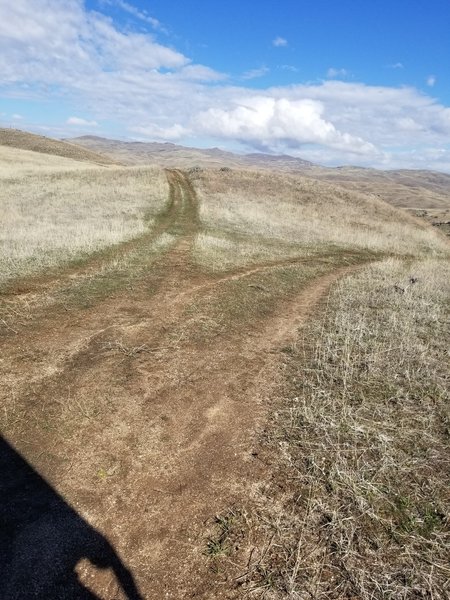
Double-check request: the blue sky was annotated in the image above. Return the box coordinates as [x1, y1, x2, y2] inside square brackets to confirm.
[112, 0, 448, 93]
[0, 0, 449, 170]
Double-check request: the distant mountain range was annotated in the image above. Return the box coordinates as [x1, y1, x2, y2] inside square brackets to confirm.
[68, 135, 315, 170]
[71, 135, 450, 213]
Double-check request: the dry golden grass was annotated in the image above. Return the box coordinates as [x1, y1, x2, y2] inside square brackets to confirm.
[0, 145, 101, 177]
[0, 148, 168, 285]
[245, 257, 450, 599]
[194, 231, 315, 272]
[191, 170, 448, 270]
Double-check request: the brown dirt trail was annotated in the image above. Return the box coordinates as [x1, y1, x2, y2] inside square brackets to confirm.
[0, 170, 366, 599]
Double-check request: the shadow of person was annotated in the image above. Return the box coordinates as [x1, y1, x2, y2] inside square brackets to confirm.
[0, 436, 144, 600]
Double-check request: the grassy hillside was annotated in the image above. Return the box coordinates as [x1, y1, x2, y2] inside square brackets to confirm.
[0, 146, 168, 285]
[0, 144, 103, 177]
[0, 128, 118, 166]
[69, 136, 450, 216]
[191, 169, 448, 271]
[3, 147, 445, 286]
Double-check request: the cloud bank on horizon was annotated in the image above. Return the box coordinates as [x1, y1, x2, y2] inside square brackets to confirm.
[0, 0, 449, 171]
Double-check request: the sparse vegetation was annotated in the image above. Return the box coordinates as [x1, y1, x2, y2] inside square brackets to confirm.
[242, 258, 450, 599]
[205, 511, 240, 558]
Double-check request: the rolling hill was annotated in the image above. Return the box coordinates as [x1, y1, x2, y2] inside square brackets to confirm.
[0, 128, 118, 166]
[70, 134, 450, 208]
[70, 134, 450, 235]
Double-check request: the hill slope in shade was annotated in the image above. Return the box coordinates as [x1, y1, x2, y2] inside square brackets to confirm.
[0, 129, 118, 166]
[70, 135, 450, 212]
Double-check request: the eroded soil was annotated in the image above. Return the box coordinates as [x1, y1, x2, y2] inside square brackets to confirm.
[0, 171, 367, 599]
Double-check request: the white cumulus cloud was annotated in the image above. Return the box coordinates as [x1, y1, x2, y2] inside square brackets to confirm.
[194, 97, 377, 156]
[427, 75, 436, 87]
[0, 0, 188, 87]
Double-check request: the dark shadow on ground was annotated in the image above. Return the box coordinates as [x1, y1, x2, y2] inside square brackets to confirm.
[0, 436, 143, 600]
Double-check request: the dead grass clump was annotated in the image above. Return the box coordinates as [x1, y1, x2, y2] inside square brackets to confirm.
[247, 258, 450, 599]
